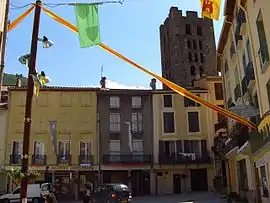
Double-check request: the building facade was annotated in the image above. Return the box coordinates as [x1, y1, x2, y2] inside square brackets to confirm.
[5, 87, 98, 200]
[151, 76, 224, 195]
[160, 7, 217, 88]
[97, 90, 153, 196]
[217, 0, 270, 202]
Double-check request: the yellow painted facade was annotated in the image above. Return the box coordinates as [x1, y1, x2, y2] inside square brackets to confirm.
[5, 88, 98, 169]
[152, 77, 223, 194]
[218, 0, 270, 201]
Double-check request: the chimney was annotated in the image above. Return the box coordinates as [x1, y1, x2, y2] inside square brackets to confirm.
[100, 77, 106, 89]
[150, 78, 156, 90]
[16, 77, 21, 88]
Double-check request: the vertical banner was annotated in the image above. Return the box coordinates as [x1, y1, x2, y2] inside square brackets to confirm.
[124, 122, 133, 152]
[49, 121, 57, 154]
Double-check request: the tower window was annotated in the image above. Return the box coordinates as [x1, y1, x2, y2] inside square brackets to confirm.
[186, 24, 191, 35]
[200, 53, 204, 63]
[188, 53, 193, 62]
[193, 40, 197, 49]
[197, 25, 203, 36]
[200, 66, 204, 76]
[199, 40, 203, 50]
[190, 66, 196, 76]
[194, 53, 198, 62]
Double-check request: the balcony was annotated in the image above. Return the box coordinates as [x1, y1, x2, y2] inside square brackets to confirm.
[234, 84, 241, 102]
[103, 154, 151, 165]
[214, 118, 227, 132]
[32, 155, 47, 165]
[234, 8, 246, 46]
[9, 155, 21, 165]
[57, 154, 72, 165]
[222, 137, 238, 155]
[159, 153, 211, 164]
[79, 155, 93, 165]
[250, 130, 270, 154]
[241, 62, 255, 95]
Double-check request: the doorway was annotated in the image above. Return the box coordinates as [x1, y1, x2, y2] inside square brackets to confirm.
[190, 168, 208, 191]
[131, 170, 150, 196]
[173, 174, 181, 194]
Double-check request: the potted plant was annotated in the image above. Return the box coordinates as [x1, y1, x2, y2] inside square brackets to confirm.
[8, 167, 40, 184]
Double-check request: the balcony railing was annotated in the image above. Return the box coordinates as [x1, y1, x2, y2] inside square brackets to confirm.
[79, 155, 93, 165]
[222, 137, 238, 155]
[103, 154, 151, 164]
[32, 155, 47, 165]
[241, 62, 255, 95]
[234, 84, 241, 102]
[159, 153, 211, 164]
[9, 155, 21, 165]
[57, 154, 72, 165]
[250, 130, 270, 154]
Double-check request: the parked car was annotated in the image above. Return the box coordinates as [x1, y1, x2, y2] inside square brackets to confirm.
[93, 184, 132, 203]
[0, 183, 51, 203]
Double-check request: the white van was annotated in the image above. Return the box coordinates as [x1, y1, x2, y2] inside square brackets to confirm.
[0, 183, 51, 203]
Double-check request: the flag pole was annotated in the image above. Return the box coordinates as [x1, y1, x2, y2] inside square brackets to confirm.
[20, 1, 41, 203]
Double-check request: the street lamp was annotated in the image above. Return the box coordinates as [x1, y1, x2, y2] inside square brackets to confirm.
[18, 1, 53, 203]
[38, 36, 54, 48]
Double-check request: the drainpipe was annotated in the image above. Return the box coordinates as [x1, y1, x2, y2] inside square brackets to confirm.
[0, 0, 9, 99]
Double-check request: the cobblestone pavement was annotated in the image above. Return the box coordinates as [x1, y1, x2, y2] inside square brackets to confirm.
[131, 192, 226, 203]
[61, 192, 226, 203]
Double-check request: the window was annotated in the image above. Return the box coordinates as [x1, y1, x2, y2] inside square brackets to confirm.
[110, 113, 120, 132]
[164, 141, 176, 156]
[214, 83, 223, 100]
[187, 111, 200, 133]
[199, 66, 204, 76]
[246, 38, 252, 63]
[183, 140, 200, 154]
[194, 53, 198, 62]
[132, 96, 142, 108]
[109, 140, 120, 162]
[163, 95, 172, 107]
[12, 187, 20, 194]
[132, 140, 143, 162]
[199, 40, 203, 50]
[163, 112, 175, 133]
[80, 141, 92, 164]
[12, 141, 22, 164]
[187, 40, 191, 49]
[188, 53, 193, 62]
[131, 112, 143, 132]
[190, 66, 195, 76]
[230, 41, 236, 58]
[110, 96, 120, 108]
[184, 96, 200, 107]
[58, 141, 70, 164]
[33, 141, 45, 165]
[200, 53, 204, 63]
[260, 165, 269, 197]
[197, 25, 203, 36]
[256, 11, 269, 67]
[242, 53, 247, 74]
[186, 24, 191, 35]
[193, 40, 197, 49]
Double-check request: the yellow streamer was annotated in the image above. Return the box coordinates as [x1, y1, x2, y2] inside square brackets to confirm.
[40, 5, 256, 129]
[8, 4, 35, 32]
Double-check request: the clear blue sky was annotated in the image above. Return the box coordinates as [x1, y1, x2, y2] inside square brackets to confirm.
[6, 0, 225, 88]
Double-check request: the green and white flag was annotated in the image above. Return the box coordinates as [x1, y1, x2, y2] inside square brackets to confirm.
[74, 4, 101, 48]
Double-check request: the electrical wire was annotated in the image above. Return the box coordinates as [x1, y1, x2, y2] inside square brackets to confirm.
[10, 3, 33, 10]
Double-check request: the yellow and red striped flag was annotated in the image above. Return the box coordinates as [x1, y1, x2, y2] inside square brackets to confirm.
[200, 0, 221, 21]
